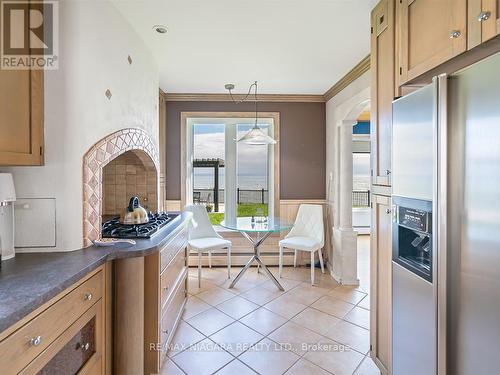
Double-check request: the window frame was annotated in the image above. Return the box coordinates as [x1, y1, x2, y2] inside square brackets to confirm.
[180, 111, 280, 221]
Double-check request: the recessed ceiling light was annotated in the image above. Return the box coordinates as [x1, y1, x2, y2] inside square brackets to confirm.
[153, 25, 168, 34]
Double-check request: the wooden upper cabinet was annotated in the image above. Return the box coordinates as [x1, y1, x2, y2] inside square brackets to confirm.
[0, 0, 44, 166]
[468, 0, 500, 48]
[0, 69, 44, 166]
[398, 0, 467, 84]
[371, 0, 395, 187]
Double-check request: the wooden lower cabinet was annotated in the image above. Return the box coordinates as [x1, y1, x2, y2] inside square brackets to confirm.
[144, 227, 188, 374]
[0, 267, 106, 375]
[370, 194, 392, 374]
[22, 301, 104, 375]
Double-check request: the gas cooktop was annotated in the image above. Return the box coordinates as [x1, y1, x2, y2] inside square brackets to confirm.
[101, 212, 178, 239]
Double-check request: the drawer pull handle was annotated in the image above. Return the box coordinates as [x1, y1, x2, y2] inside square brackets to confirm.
[386, 169, 391, 175]
[162, 329, 169, 334]
[78, 342, 91, 351]
[478, 11, 491, 22]
[84, 293, 93, 301]
[30, 336, 42, 347]
[449, 30, 461, 39]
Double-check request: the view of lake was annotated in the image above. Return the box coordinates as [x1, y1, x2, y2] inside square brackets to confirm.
[194, 170, 268, 190]
[194, 170, 370, 191]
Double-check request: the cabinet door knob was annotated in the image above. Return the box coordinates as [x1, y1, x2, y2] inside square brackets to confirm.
[386, 169, 391, 175]
[30, 336, 42, 347]
[478, 11, 491, 22]
[84, 293, 92, 301]
[162, 329, 169, 334]
[385, 208, 392, 214]
[449, 30, 461, 39]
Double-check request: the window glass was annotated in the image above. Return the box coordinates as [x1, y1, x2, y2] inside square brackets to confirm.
[237, 124, 270, 219]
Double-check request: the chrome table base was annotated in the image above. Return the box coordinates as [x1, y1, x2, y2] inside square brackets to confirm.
[229, 231, 284, 291]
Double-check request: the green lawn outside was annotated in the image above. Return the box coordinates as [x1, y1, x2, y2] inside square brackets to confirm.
[208, 204, 268, 225]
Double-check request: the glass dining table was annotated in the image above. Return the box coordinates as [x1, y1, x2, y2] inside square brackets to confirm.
[220, 216, 293, 291]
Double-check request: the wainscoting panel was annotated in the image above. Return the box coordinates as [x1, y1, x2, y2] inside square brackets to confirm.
[166, 199, 329, 267]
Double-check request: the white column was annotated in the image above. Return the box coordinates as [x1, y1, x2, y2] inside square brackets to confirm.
[224, 122, 237, 224]
[331, 120, 359, 286]
[339, 121, 354, 230]
[333, 125, 341, 228]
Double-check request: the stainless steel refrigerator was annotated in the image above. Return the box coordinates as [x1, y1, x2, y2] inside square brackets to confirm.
[391, 51, 500, 375]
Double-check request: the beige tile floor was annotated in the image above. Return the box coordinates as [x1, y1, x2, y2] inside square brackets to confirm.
[165, 235, 380, 375]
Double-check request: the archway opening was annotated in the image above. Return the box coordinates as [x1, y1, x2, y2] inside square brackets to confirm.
[82, 128, 159, 246]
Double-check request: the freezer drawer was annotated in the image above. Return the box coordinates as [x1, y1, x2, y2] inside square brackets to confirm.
[392, 262, 436, 375]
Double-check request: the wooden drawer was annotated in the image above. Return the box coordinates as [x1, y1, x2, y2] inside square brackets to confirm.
[160, 271, 187, 354]
[160, 226, 188, 272]
[0, 270, 103, 374]
[20, 300, 104, 375]
[160, 247, 187, 310]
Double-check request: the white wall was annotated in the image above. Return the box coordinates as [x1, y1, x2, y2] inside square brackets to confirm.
[1, 0, 159, 252]
[326, 71, 370, 206]
[325, 71, 370, 283]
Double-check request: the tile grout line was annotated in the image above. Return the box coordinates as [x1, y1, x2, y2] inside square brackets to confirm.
[179, 267, 372, 374]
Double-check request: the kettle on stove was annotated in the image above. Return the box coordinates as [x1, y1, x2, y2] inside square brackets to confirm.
[120, 197, 149, 225]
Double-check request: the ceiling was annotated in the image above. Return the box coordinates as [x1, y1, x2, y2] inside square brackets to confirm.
[112, 0, 377, 95]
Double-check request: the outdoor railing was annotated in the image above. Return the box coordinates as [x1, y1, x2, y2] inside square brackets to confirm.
[193, 188, 269, 205]
[352, 190, 370, 207]
[193, 188, 369, 207]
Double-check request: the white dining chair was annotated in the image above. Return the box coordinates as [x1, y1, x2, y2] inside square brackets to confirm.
[185, 205, 232, 287]
[278, 204, 325, 285]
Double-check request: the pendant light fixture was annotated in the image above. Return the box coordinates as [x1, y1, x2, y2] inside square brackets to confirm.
[224, 81, 277, 145]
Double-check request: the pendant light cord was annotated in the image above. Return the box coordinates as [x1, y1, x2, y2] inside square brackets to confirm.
[227, 81, 259, 128]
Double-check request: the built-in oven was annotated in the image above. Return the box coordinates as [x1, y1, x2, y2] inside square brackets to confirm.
[392, 195, 432, 282]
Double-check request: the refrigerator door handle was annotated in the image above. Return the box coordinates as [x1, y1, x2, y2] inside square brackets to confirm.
[435, 74, 448, 375]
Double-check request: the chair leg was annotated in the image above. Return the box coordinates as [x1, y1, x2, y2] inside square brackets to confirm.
[279, 245, 283, 278]
[293, 249, 297, 268]
[227, 246, 231, 279]
[318, 248, 325, 274]
[257, 247, 260, 273]
[198, 251, 202, 288]
[311, 251, 315, 286]
[208, 251, 212, 268]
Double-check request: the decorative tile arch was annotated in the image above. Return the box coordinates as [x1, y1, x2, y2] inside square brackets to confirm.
[82, 128, 159, 246]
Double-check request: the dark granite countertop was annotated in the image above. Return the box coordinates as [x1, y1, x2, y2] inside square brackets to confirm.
[0, 211, 192, 334]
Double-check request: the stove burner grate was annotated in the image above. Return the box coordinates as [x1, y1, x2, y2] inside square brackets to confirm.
[101, 212, 178, 239]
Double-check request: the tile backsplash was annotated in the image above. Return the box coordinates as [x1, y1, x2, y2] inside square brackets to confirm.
[102, 151, 157, 216]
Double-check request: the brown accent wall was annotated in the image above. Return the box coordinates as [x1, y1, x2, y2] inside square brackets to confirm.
[165, 101, 326, 200]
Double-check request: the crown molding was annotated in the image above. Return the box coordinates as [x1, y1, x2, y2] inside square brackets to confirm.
[164, 93, 325, 103]
[323, 55, 371, 102]
[161, 55, 370, 104]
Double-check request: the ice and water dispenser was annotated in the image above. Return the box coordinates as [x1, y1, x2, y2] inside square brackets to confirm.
[392, 196, 433, 283]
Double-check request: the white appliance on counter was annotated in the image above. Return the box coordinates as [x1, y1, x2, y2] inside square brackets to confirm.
[0, 173, 16, 260]
[392, 51, 500, 374]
